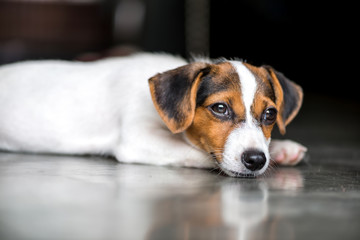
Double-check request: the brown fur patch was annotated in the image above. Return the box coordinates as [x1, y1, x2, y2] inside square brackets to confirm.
[252, 95, 277, 139]
[149, 62, 208, 133]
[150, 60, 302, 165]
[185, 62, 280, 161]
[185, 63, 245, 162]
[262, 66, 303, 135]
[243, 63, 278, 139]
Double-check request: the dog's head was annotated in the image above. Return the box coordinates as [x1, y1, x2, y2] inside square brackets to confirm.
[149, 59, 303, 177]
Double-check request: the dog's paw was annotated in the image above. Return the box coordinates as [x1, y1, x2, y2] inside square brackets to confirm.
[270, 140, 307, 166]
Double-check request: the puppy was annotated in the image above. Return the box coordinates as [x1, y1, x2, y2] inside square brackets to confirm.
[0, 53, 306, 177]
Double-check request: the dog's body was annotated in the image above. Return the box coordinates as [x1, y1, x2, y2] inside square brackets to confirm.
[0, 53, 306, 177]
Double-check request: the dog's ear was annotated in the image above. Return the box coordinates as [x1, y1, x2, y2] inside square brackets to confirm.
[149, 62, 209, 133]
[263, 66, 303, 135]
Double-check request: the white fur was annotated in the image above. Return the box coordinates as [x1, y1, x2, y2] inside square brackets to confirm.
[270, 139, 307, 165]
[230, 61, 257, 123]
[220, 62, 270, 176]
[0, 53, 304, 176]
[0, 53, 213, 168]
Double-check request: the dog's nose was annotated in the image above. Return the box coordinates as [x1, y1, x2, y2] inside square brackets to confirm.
[241, 150, 266, 171]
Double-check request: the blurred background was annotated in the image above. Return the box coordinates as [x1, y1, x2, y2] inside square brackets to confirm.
[0, 0, 358, 103]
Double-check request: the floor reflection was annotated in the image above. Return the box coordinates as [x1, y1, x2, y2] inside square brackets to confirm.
[113, 165, 304, 240]
[2, 153, 358, 240]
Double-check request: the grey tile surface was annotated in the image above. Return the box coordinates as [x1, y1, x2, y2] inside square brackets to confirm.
[0, 95, 359, 240]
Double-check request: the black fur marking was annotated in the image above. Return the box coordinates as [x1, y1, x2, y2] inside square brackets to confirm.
[196, 73, 235, 107]
[154, 66, 207, 124]
[263, 65, 300, 121]
[154, 71, 193, 122]
[275, 71, 299, 120]
[257, 72, 276, 102]
[246, 67, 276, 103]
[265, 73, 276, 102]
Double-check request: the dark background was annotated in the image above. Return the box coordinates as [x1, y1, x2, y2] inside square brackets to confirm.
[0, 0, 358, 103]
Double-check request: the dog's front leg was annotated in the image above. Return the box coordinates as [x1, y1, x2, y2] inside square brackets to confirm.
[114, 130, 217, 169]
[270, 140, 307, 166]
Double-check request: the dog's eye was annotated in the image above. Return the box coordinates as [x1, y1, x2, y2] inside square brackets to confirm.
[261, 107, 277, 125]
[212, 103, 227, 114]
[209, 103, 231, 119]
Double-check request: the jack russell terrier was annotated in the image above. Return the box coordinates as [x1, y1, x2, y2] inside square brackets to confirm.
[0, 53, 307, 177]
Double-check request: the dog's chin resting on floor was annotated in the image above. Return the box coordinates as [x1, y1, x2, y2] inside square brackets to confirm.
[0, 53, 307, 177]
